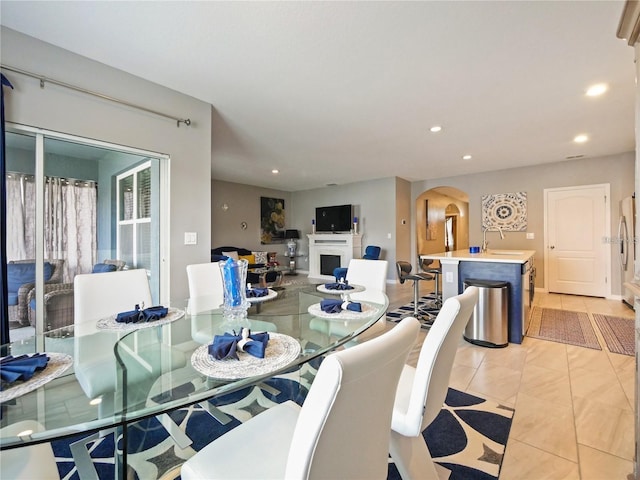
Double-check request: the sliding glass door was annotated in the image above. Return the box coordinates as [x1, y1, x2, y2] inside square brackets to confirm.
[4, 125, 168, 340]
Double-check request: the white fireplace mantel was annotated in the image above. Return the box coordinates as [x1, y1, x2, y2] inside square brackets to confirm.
[307, 233, 362, 282]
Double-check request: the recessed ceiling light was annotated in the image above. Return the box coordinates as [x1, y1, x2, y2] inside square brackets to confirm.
[271, 169, 279, 174]
[429, 125, 442, 133]
[462, 154, 472, 160]
[89, 398, 102, 406]
[573, 134, 589, 143]
[586, 83, 608, 97]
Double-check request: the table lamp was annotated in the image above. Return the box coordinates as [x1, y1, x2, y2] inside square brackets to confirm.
[285, 229, 300, 274]
[285, 229, 300, 257]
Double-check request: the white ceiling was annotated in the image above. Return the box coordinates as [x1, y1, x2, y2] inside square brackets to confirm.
[0, 1, 635, 192]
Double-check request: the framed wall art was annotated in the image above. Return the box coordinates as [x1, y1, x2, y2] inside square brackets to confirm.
[482, 192, 527, 231]
[260, 197, 285, 244]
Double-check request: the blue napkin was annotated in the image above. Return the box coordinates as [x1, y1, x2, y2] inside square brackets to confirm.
[246, 287, 269, 298]
[0, 353, 49, 386]
[141, 306, 168, 321]
[116, 304, 142, 323]
[324, 282, 354, 291]
[208, 329, 270, 360]
[320, 298, 362, 314]
[116, 305, 168, 323]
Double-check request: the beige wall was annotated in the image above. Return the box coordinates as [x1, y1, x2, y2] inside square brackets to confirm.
[211, 179, 292, 264]
[395, 177, 412, 266]
[416, 189, 469, 255]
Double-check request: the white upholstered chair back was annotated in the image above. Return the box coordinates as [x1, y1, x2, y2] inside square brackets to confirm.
[345, 258, 388, 303]
[74, 269, 152, 336]
[389, 286, 479, 480]
[186, 262, 224, 314]
[309, 258, 389, 342]
[285, 316, 419, 479]
[181, 317, 420, 480]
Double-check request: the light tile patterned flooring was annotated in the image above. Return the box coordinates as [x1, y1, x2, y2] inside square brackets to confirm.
[384, 282, 636, 480]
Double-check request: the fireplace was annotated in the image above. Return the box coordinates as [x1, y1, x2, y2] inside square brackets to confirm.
[307, 233, 362, 281]
[320, 254, 341, 276]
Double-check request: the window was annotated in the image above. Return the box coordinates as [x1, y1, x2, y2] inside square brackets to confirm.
[117, 162, 153, 271]
[5, 124, 168, 338]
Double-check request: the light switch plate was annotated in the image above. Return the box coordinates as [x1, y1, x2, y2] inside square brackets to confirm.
[526, 232, 535, 240]
[184, 232, 198, 245]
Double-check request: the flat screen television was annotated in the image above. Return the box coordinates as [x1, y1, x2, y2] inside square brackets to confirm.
[315, 204, 353, 233]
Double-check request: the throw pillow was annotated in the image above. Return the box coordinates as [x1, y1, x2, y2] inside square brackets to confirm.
[252, 251, 268, 264]
[239, 254, 256, 264]
[92, 263, 118, 274]
[7, 262, 53, 293]
[222, 251, 239, 261]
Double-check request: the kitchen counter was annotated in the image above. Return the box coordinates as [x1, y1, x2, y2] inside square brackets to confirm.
[421, 249, 535, 344]
[421, 249, 535, 264]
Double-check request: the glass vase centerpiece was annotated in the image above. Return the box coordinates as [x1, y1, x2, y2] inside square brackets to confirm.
[219, 257, 250, 333]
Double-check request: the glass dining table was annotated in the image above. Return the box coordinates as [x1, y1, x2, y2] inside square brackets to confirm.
[0, 283, 387, 479]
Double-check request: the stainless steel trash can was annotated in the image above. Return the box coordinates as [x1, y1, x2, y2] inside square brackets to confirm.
[463, 279, 509, 348]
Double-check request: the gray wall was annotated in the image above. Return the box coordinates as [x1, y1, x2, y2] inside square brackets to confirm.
[412, 152, 635, 294]
[291, 178, 398, 279]
[211, 180, 292, 263]
[211, 178, 399, 276]
[2, 27, 213, 302]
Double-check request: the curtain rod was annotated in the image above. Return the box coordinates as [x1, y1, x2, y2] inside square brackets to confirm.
[1, 64, 191, 127]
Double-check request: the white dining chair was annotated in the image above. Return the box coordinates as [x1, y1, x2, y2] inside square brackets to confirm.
[73, 269, 189, 478]
[181, 316, 420, 480]
[310, 258, 389, 342]
[389, 286, 479, 480]
[0, 420, 59, 479]
[186, 262, 278, 343]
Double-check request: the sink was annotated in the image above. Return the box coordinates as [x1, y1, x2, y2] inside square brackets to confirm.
[488, 250, 525, 255]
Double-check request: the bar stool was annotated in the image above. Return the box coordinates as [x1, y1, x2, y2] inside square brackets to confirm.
[419, 257, 442, 308]
[396, 261, 435, 326]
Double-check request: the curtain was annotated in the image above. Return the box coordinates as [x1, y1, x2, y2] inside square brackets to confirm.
[1, 74, 14, 345]
[6, 173, 97, 282]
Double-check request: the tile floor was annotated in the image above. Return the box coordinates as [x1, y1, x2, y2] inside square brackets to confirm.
[384, 282, 636, 480]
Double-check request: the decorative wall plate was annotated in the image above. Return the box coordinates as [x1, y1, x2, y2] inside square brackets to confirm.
[482, 192, 527, 231]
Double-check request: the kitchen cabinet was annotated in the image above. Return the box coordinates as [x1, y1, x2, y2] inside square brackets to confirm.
[420, 249, 535, 344]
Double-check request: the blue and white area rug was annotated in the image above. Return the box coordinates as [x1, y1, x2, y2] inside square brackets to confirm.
[52, 378, 513, 480]
[389, 388, 514, 480]
[386, 294, 441, 327]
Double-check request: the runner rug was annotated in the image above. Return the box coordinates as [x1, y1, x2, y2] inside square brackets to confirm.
[592, 314, 635, 356]
[527, 307, 601, 350]
[52, 381, 514, 480]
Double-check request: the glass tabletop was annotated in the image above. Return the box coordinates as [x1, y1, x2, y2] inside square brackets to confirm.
[0, 284, 387, 450]
[115, 284, 387, 424]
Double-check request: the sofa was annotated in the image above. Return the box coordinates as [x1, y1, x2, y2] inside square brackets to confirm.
[211, 247, 280, 286]
[7, 259, 65, 326]
[211, 247, 269, 267]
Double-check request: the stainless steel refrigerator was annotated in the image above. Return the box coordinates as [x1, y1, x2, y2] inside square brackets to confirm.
[619, 195, 636, 308]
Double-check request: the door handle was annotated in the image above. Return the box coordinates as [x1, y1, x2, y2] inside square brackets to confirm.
[550, 245, 555, 249]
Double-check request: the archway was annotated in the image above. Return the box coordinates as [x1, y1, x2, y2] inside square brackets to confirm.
[417, 187, 469, 256]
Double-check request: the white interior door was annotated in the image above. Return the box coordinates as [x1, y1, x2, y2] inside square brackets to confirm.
[545, 184, 610, 297]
